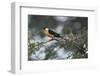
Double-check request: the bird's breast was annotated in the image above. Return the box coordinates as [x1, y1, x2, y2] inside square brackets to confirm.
[43, 30, 54, 38]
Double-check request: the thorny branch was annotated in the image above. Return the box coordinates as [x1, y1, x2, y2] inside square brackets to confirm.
[28, 30, 88, 59]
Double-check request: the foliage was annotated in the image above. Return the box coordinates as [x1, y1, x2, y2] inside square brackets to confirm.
[28, 29, 88, 60]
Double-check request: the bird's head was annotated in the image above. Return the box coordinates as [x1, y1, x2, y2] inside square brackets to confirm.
[43, 26, 49, 31]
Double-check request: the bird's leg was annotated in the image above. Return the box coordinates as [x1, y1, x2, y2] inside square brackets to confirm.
[48, 38, 54, 41]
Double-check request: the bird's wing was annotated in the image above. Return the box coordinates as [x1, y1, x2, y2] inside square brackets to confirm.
[48, 30, 61, 37]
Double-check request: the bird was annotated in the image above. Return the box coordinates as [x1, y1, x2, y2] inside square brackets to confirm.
[42, 26, 62, 39]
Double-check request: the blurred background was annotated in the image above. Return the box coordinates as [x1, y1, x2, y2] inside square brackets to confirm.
[28, 15, 88, 60]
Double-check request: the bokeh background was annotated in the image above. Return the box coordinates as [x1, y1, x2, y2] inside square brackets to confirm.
[28, 15, 88, 61]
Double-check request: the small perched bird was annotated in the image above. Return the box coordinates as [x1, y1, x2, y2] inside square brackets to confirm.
[42, 26, 62, 38]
